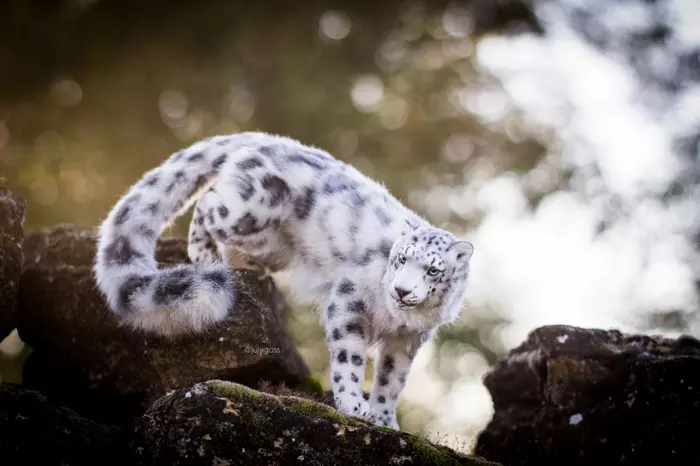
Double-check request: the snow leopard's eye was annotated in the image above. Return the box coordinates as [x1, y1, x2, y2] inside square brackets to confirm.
[427, 267, 441, 276]
[397, 253, 406, 264]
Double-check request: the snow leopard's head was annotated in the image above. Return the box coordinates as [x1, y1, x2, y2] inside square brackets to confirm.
[382, 220, 474, 329]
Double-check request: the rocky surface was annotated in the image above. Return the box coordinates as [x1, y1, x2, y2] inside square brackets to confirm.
[0, 382, 132, 465]
[0, 378, 499, 466]
[135, 379, 500, 466]
[0, 187, 25, 341]
[16, 224, 316, 426]
[474, 324, 700, 465]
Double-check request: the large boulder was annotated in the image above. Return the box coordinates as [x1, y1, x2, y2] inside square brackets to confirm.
[17, 225, 316, 426]
[0, 383, 132, 466]
[0, 187, 25, 341]
[474, 324, 700, 465]
[134, 379, 501, 466]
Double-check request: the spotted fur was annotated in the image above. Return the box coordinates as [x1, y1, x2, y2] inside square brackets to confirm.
[93, 131, 474, 429]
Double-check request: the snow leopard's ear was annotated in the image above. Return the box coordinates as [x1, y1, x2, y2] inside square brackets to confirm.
[401, 218, 418, 236]
[449, 241, 474, 263]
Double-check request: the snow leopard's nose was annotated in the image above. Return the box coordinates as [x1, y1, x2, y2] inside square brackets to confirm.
[394, 286, 410, 299]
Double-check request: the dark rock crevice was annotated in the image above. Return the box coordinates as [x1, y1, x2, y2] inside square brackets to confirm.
[0, 382, 134, 466]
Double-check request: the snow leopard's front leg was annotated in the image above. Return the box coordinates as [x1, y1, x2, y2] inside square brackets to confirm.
[324, 279, 373, 421]
[369, 331, 431, 429]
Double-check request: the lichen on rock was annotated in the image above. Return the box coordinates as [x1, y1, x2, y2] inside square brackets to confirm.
[135, 380, 501, 466]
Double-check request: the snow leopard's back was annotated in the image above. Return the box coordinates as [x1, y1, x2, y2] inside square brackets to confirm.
[205, 136, 428, 302]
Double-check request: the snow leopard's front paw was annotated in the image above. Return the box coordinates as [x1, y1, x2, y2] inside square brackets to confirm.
[336, 396, 373, 422]
[372, 409, 399, 430]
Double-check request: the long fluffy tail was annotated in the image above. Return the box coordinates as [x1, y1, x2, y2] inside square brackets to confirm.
[93, 134, 251, 336]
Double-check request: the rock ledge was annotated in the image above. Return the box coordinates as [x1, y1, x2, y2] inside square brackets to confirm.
[135, 380, 500, 466]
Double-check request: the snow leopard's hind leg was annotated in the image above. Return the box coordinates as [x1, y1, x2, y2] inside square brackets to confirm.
[187, 192, 222, 265]
[187, 192, 269, 274]
[192, 168, 296, 275]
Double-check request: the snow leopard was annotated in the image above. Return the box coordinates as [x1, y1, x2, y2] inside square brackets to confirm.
[93, 131, 474, 429]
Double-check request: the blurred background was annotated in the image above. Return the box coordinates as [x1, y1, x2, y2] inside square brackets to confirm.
[1, 0, 700, 453]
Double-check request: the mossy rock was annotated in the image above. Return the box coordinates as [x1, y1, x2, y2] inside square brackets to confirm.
[296, 375, 324, 399]
[135, 380, 501, 466]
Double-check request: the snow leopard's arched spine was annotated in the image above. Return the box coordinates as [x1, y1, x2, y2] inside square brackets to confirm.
[93, 135, 247, 336]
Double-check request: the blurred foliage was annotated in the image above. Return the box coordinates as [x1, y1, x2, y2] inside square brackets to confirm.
[534, 0, 700, 333]
[1, 0, 698, 445]
[539, 0, 700, 223]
